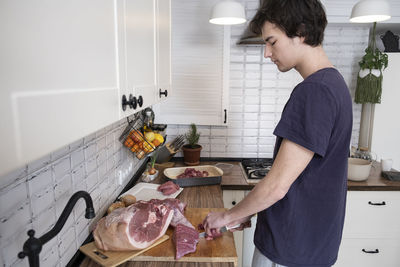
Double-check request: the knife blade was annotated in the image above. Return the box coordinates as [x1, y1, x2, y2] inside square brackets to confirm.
[199, 224, 241, 238]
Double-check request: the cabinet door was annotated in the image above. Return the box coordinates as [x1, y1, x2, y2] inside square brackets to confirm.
[223, 190, 245, 267]
[125, 0, 157, 113]
[156, 0, 171, 101]
[0, 0, 119, 176]
[334, 238, 400, 267]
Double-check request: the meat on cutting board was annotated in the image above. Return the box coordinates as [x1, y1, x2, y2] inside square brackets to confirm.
[150, 198, 194, 229]
[173, 224, 200, 260]
[157, 181, 180, 195]
[93, 200, 173, 251]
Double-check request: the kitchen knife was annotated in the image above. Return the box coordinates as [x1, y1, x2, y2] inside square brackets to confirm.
[199, 224, 241, 238]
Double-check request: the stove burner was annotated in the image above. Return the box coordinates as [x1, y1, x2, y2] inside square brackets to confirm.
[249, 169, 268, 179]
[242, 158, 273, 180]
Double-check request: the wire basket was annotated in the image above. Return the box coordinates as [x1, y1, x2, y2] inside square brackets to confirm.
[119, 115, 165, 160]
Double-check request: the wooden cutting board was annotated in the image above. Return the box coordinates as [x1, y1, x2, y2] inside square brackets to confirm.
[130, 208, 237, 266]
[79, 235, 169, 267]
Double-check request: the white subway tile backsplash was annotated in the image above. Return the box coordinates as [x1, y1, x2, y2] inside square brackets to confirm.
[71, 149, 85, 169]
[41, 243, 59, 267]
[30, 185, 54, 215]
[0, 181, 27, 215]
[32, 207, 56, 237]
[0, 203, 31, 241]
[85, 156, 97, 175]
[54, 157, 71, 181]
[55, 174, 72, 200]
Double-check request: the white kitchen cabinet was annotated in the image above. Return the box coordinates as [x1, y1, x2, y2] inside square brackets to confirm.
[334, 191, 400, 267]
[223, 190, 245, 267]
[117, 0, 158, 117]
[223, 190, 257, 267]
[0, 0, 172, 177]
[0, 0, 120, 177]
[156, 0, 172, 102]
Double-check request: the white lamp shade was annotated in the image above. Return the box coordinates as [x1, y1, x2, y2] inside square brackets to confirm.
[350, 0, 391, 23]
[209, 0, 246, 25]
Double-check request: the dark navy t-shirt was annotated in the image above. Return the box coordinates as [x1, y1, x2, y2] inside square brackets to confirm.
[254, 68, 353, 267]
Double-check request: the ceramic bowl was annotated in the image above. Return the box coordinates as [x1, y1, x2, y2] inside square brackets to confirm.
[348, 158, 372, 181]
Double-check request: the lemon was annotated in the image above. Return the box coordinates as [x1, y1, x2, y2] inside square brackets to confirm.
[154, 133, 164, 144]
[144, 131, 155, 142]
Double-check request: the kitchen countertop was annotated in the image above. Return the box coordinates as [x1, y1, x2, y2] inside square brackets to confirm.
[80, 158, 400, 267]
[170, 160, 400, 191]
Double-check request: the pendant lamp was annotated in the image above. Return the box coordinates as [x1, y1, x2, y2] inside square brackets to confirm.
[350, 0, 391, 23]
[209, 0, 246, 25]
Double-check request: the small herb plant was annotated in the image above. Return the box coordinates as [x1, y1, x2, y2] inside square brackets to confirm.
[355, 22, 389, 104]
[148, 150, 158, 175]
[185, 123, 200, 148]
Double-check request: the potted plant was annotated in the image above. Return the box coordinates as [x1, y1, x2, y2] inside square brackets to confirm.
[355, 22, 388, 104]
[142, 150, 159, 182]
[182, 123, 202, 166]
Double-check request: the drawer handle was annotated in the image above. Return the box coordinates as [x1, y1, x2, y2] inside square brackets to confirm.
[232, 201, 236, 205]
[368, 201, 386, 206]
[362, 249, 379, 254]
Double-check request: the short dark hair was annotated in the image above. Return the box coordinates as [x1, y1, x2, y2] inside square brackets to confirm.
[250, 0, 327, 46]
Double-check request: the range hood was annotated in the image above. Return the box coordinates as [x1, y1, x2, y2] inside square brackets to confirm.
[237, 0, 264, 45]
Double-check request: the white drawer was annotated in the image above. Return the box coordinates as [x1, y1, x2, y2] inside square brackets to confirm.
[343, 191, 400, 238]
[334, 238, 400, 267]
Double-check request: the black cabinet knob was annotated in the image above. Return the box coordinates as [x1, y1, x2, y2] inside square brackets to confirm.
[138, 95, 143, 107]
[232, 201, 236, 205]
[121, 94, 137, 111]
[159, 88, 168, 98]
[128, 94, 137, 110]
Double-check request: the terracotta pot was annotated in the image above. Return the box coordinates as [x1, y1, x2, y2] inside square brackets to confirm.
[182, 144, 202, 166]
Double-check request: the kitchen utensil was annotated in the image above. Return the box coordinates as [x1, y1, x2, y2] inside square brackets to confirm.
[163, 165, 223, 187]
[199, 224, 241, 238]
[348, 158, 372, 181]
[215, 163, 233, 175]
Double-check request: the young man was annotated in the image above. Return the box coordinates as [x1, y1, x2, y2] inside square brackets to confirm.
[202, 0, 353, 266]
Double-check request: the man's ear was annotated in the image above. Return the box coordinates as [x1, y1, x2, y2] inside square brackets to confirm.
[296, 23, 306, 44]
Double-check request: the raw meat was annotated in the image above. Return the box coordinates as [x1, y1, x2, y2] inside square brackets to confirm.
[149, 198, 194, 229]
[93, 200, 173, 251]
[157, 181, 180, 195]
[173, 224, 200, 260]
[177, 168, 209, 178]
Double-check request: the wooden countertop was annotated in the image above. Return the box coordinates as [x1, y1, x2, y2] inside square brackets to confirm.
[80, 163, 232, 267]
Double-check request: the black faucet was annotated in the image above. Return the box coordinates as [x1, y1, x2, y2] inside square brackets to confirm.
[18, 191, 95, 267]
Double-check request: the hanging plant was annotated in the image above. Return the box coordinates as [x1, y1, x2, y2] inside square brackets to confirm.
[355, 22, 388, 104]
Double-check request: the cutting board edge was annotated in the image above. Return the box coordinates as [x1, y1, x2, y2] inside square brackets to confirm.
[79, 235, 169, 267]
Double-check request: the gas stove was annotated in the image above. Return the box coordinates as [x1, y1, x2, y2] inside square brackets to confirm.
[241, 158, 273, 184]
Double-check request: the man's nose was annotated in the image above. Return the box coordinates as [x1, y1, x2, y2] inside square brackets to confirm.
[264, 45, 272, 58]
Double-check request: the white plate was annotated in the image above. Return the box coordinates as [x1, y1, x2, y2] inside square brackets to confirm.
[120, 182, 183, 201]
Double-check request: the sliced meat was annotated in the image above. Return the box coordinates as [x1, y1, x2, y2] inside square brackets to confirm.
[149, 198, 194, 229]
[173, 224, 199, 260]
[177, 168, 209, 178]
[157, 181, 180, 196]
[93, 200, 173, 251]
